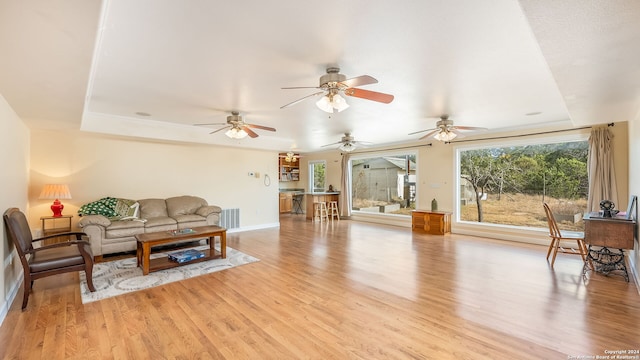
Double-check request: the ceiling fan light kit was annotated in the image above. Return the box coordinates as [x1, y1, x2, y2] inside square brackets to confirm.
[338, 142, 356, 152]
[409, 115, 487, 142]
[194, 111, 276, 140]
[322, 132, 371, 152]
[316, 91, 350, 113]
[284, 151, 298, 162]
[225, 127, 248, 139]
[434, 130, 457, 142]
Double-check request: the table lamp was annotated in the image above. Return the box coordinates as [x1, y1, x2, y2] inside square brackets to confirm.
[39, 184, 72, 217]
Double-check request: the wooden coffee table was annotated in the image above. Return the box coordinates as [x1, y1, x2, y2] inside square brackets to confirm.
[135, 225, 226, 275]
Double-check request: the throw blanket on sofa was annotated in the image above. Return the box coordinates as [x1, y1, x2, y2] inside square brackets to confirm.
[78, 197, 140, 220]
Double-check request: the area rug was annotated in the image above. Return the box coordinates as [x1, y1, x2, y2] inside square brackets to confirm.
[78, 245, 259, 303]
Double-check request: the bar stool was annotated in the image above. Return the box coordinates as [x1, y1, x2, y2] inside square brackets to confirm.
[292, 194, 304, 214]
[327, 201, 340, 221]
[313, 202, 329, 222]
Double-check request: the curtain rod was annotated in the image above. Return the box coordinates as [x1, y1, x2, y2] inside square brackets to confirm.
[446, 122, 615, 144]
[341, 142, 432, 155]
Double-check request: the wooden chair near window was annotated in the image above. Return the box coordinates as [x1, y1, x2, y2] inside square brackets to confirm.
[542, 203, 588, 268]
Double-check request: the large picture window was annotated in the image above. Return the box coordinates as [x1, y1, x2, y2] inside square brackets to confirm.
[350, 153, 416, 216]
[457, 137, 589, 231]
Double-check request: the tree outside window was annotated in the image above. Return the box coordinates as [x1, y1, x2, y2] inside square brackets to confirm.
[309, 160, 326, 192]
[458, 140, 589, 231]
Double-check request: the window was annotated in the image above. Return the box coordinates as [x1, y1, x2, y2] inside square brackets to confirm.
[309, 160, 326, 192]
[457, 136, 589, 231]
[350, 152, 416, 216]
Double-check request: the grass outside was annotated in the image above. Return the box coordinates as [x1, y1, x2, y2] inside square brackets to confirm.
[460, 193, 587, 231]
[353, 193, 587, 231]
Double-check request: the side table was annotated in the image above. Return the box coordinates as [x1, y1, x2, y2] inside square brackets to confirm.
[412, 210, 452, 235]
[40, 215, 73, 245]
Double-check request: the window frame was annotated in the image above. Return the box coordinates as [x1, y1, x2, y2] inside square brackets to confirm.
[348, 149, 418, 218]
[308, 160, 327, 193]
[453, 132, 590, 231]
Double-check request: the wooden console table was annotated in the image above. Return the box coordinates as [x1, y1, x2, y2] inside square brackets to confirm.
[582, 212, 636, 282]
[412, 210, 451, 235]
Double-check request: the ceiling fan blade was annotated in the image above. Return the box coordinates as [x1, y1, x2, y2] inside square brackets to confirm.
[452, 126, 488, 131]
[242, 126, 259, 138]
[408, 128, 436, 135]
[419, 129, 439, 140]
[246, 124, 276, 132]
[340, 75, 378, 88]
[280, 91, 325, 109]
[281, 86, 321, 90]
[344, 88, 394, 103]
[321, 141, 343, 148]
[209, 126, 230, 134]
[194, 122, 227, 126]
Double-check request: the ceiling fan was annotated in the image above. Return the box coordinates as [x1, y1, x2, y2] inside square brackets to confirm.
[321, 132, 372, 152]
[194, 111, 276, 139]
[279, 151, 302, 162]
[408, 115, 487, 142]
[280, 67, 394, 113]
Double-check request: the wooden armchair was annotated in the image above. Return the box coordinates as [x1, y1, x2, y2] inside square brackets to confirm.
[3, 208, 96, 310]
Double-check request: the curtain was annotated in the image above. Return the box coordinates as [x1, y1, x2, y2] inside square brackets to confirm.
[587, 127, 618, 212]
[340, 153, 352, 218]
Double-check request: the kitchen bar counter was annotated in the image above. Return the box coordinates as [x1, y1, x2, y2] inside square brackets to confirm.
[305, 192, 340, 220]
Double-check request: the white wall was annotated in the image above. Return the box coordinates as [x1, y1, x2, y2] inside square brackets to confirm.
[28, 130, 281, 231]
[627, 118, 639, 286]
[0, 94, 30, 324]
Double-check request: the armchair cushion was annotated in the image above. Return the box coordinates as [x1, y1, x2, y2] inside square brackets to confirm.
[29, 242, 92, 273]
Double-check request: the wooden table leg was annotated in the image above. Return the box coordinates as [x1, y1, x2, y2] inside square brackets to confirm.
[220, 231, 226, 258]
[142, 243, 151, 275]
[136, 241, 142, 267]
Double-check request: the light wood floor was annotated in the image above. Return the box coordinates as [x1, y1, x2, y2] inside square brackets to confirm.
[1, 215, 639, 359]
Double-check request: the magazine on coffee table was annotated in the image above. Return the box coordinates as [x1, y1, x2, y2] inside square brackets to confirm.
[168, 249, 205, 263]
[167, 228, 196, 236]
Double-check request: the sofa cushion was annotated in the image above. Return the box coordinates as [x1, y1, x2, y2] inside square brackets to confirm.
[166, 196, 208, 217]
[138, 199, 169, 219]
[105, 220, 145, 238]
[142, 217, 178, 233]
[173, 214, 208, 228]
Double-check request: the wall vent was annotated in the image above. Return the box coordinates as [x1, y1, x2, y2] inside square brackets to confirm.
[220, 208, 240, 229]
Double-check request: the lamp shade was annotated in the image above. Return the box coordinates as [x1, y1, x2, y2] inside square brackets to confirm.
[39, 184, 72, 217]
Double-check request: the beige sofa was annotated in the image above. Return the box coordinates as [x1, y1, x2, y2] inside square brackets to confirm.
[78, 195, 221, 260]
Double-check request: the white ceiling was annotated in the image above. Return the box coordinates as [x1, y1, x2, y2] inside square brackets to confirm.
[1, 0, 639, 153]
